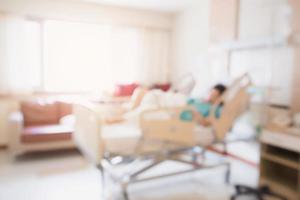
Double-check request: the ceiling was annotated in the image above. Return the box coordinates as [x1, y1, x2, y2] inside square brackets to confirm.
[79, 0, 197, 12]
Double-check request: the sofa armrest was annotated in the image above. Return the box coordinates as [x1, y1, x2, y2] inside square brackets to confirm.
[8, 112, 24, 154]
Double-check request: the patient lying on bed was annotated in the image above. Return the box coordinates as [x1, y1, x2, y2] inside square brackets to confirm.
[123, 84, 227, 126]
[186, 84, 227, 126]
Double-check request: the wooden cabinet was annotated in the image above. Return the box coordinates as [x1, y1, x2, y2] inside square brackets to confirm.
[260, 130, 300, 200]
[291, 47, 300, 113]
[289, 0, 300, 113]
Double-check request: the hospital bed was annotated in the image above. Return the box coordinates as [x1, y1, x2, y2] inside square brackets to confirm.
[73, 74, 251, 200]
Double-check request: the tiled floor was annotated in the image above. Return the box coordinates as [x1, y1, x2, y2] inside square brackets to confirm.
[0, 142, 259, 200]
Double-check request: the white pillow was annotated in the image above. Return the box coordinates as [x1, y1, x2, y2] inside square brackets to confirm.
[59, 114, 75, 126]
[160, 92, 187, 107]
[140, 90, 187, 108]
[140, 89, 163, 107]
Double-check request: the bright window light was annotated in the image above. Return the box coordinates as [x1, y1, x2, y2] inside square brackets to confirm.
[44, 20, 141, 93]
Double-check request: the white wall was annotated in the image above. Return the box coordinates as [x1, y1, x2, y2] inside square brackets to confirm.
[171, 0, 212, 97]
[231, 0, 293, 105]
[239, 0, 290, 39]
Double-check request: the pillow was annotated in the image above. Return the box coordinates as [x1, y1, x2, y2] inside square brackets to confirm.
[140, 90, 163, 108]
[21, 100, 59, 126]
[113, 83, 139, 97]
[57, 101, 73, 118]
[59, 114, 75, 126]
[129, 87, 149, 110]
[160, 92, 187, 107]
[151, 83, 171, 92]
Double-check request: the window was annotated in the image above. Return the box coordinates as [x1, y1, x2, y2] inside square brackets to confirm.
[0, 17, 41, 93]
[44, 20, 112, 92]
[43, 20, 170, 93]
[0, 17, 170, 94]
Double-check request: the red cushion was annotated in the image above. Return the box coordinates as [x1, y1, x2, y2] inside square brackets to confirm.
[114, 83, 139, 97]
[21, 101, 59, 126]
[21, 125, 73, 143]
[151, 83, 171, 92]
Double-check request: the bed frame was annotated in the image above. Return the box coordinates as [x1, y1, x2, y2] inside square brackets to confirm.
[73, 74, 251, 200]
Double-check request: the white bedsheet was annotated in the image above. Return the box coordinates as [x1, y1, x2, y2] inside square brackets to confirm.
[123, 90, 187, 124]
[102, 122, 141, 139]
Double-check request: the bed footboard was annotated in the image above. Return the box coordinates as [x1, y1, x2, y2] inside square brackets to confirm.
[140, 106, 197, 146]
[73, 103, 104, 165]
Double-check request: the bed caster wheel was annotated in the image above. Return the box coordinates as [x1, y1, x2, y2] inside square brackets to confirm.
[225, 166, 231, 184]
[121, 182, 130, 200]
[192, 154, 198, 163]
[231, 185, 288, 200]
[122, 189, 129, 200]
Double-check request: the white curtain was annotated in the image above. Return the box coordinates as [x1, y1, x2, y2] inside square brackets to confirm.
[44, 20, 112, 92]
[109, 26, 140, 85]
[136, 28, 170, 85]
[0, 17, 171, 93]
[44, 20, 171, 92]
[110, 26, 170, 86]
[0, 15, 41, 94]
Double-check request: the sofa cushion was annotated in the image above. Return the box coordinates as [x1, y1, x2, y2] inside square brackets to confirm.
[21, 125, 73, 143]
[21, 101, 60, 126]
[57, 102, 73, 119]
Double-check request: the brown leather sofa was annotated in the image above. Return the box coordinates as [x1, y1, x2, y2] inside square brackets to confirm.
[9, 100, 75, 157]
